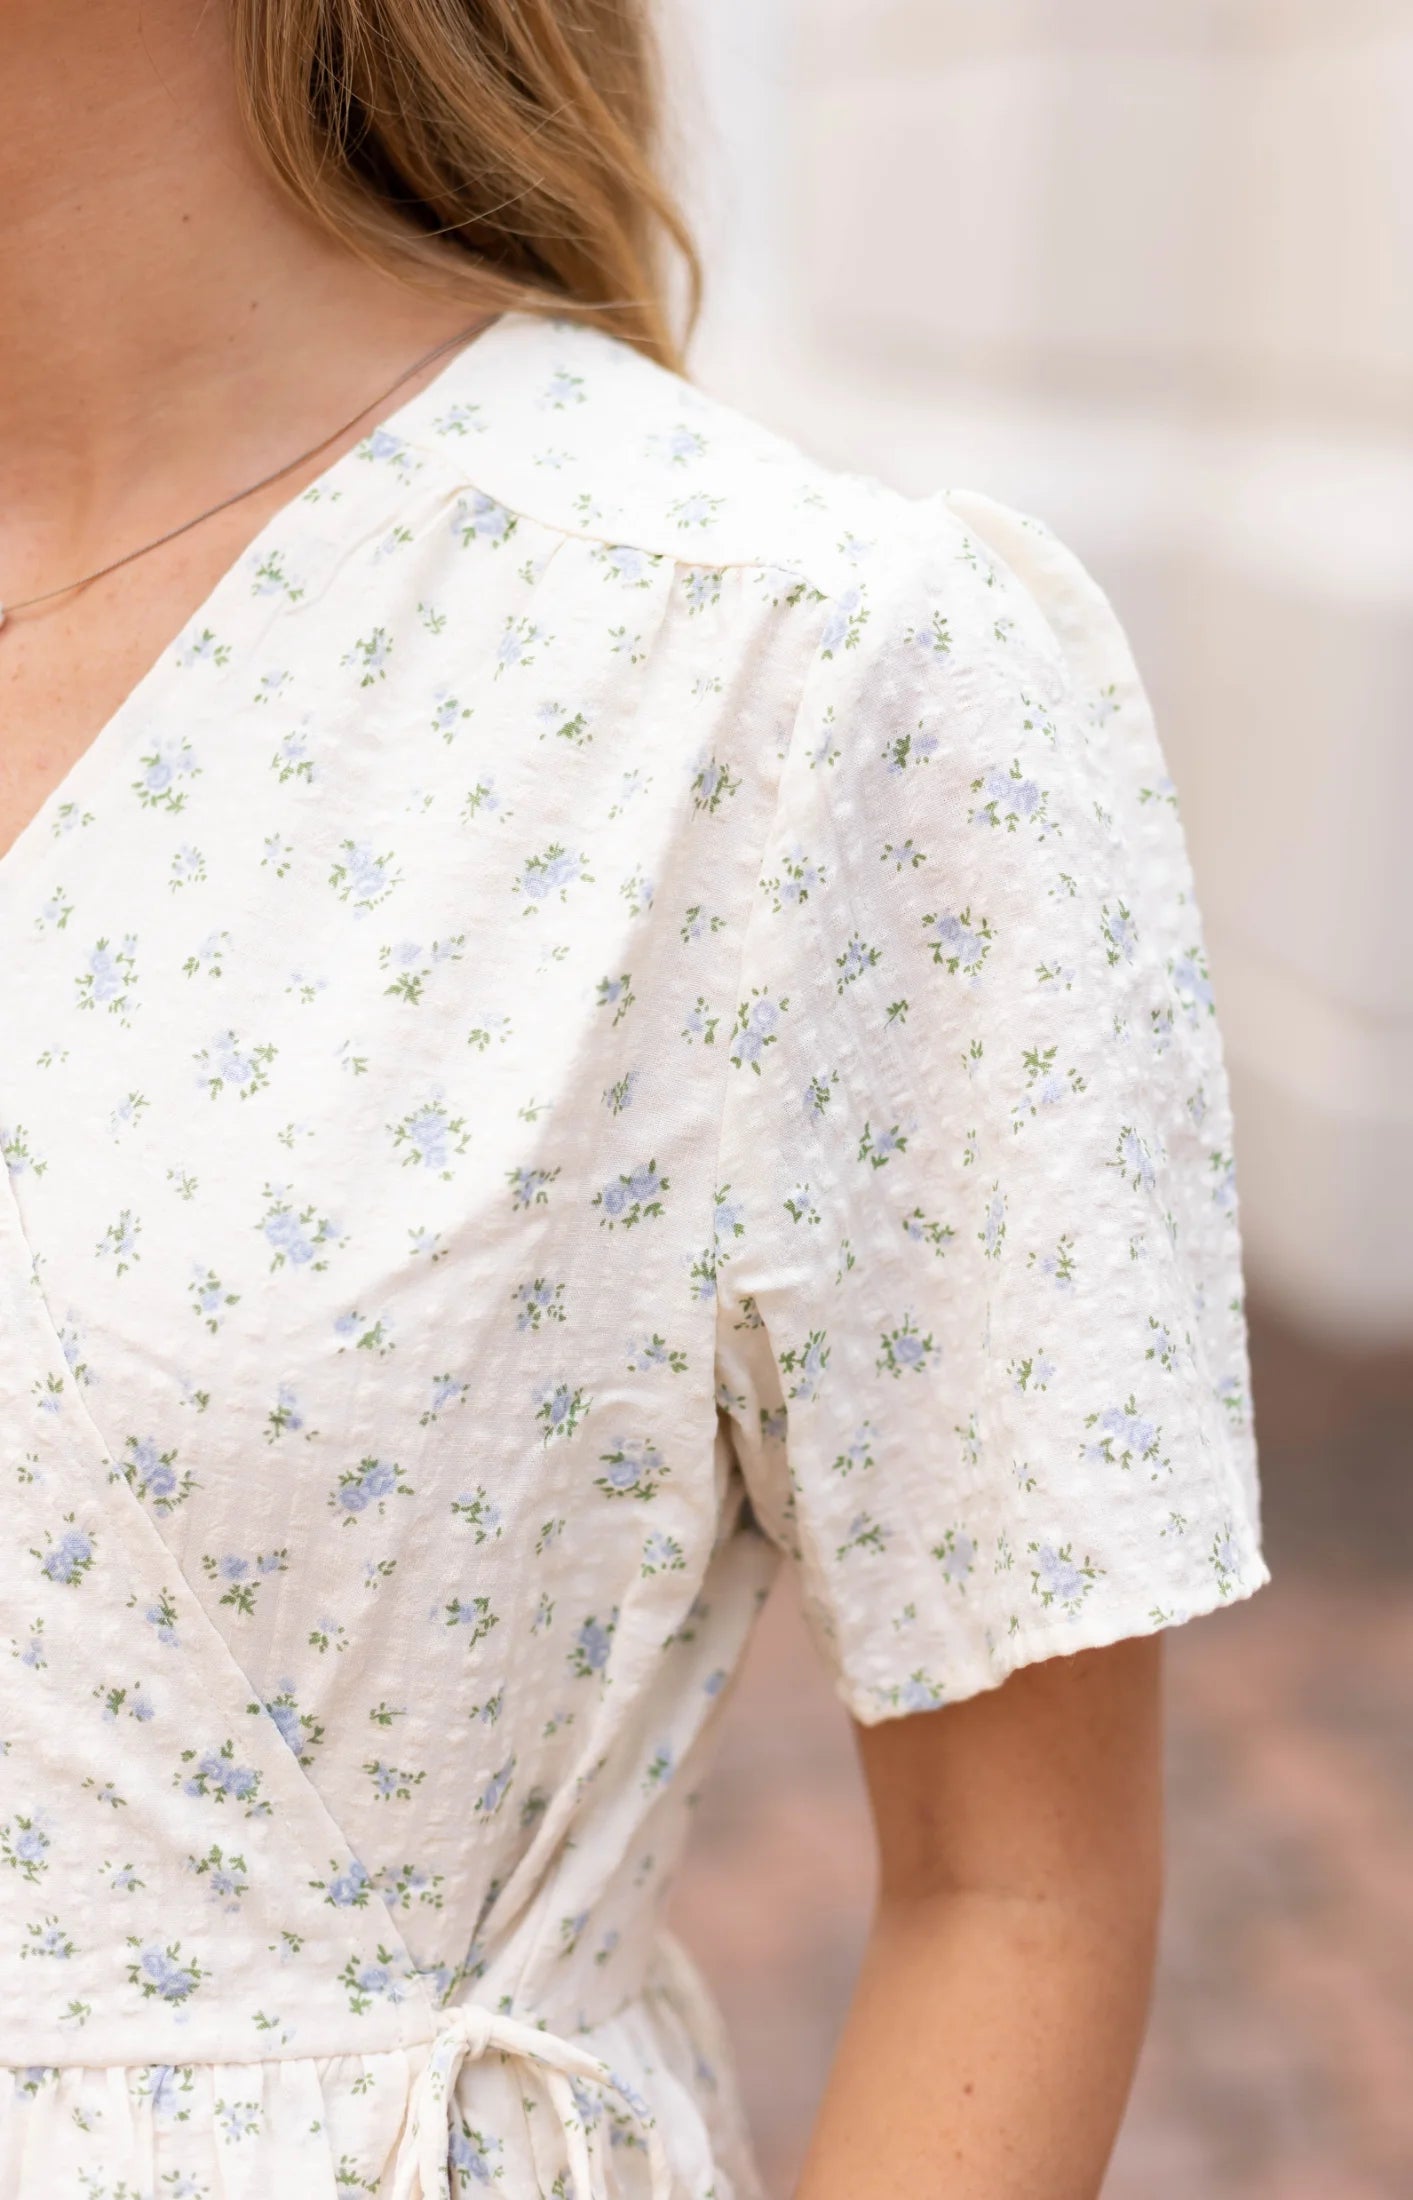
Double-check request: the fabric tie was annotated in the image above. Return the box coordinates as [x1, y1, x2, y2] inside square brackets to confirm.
[397, 2001, 674, 2200]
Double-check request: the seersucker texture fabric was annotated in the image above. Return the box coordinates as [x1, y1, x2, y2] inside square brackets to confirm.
[0, 309, 1267, 2196]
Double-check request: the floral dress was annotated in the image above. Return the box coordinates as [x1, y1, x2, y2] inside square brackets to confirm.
[0, 309, 1267, 2198]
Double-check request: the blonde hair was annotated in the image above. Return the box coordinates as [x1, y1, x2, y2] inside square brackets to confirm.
[230, 0, 700, 371]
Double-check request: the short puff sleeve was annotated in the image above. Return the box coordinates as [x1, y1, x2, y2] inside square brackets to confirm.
[713, 488, 1269, 1723]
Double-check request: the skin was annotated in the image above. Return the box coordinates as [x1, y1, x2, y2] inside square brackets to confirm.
[0, 0, 491, 865]
[0, 7, 1167, 2193]
[801, 1637, 1164, 2199]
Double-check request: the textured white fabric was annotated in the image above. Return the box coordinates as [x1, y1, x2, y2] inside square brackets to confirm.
[0, 310, 1267, 2194]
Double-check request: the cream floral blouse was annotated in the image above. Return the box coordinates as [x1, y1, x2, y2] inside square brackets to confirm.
[0, 309, 1267, 2198]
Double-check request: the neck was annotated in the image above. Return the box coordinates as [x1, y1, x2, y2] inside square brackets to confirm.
[0, 1, 480, 575]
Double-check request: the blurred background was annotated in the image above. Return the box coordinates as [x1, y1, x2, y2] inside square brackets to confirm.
[658, 4, 1413, 2195]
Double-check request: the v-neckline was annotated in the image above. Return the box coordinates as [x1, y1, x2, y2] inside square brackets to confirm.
[0, 309, 520, 897]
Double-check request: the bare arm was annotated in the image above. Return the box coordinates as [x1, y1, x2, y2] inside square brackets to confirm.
[794, 1635, 1165, 2200]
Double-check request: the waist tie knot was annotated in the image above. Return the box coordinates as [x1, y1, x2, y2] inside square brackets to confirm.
[398, 2001, 674, 2200]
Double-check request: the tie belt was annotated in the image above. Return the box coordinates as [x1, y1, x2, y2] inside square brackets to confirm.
[393, 2001, 674, 2200]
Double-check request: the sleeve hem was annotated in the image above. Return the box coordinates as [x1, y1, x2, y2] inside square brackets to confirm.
[832, 1552, 1273, 1728]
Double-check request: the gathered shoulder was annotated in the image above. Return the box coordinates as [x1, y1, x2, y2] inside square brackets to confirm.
[399, 312, 1005, 598]
[398, 313, 1152, 777]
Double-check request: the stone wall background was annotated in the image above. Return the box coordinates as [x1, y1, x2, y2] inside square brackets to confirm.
[671, 0, 1413, 1345]
[658, 9, 1413, 2193]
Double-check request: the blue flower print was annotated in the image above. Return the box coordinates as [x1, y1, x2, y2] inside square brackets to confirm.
[515, 842, 590, 906]
[642, 1742, 675, 1794]
[969, 759, 1050, 834]
[174, 624, 230, 670]
[21, 1918, 74, 1960]
[126, 1940, 206, 2005]
[930, 1526, 977, 1588]
[834, 933, 882, 992]
[216, 2098, 261, 2144]
[262, 1691, 322, 1765]
[320, 1859, 372, 1910]
[880, 722, 940, 775]
[778, 1328, 830, 1403]
[252, 549, 307, 603]
[626, 1334, 688, 1375]
[729, 992, 787, 1072]
[1102, 901, 1137, 965]
[338, 1946, 416, 2015]
[329, 839, 401, 910]
[512, 1278, 566, 1332]
[568, 1610, 618, 1680]
[133, 739, 200, 813]
[506, 1164, 560, 1210]
[329, 1457, 413, 1522]
[0, 1125, 44, 1180]
[837, 1512, 891, 1560]
[596, 542, 659, 588]
[75, 935, 139, 1021]
[342, 628, 394, 686]
[922, 908, 995, 976]
[830, 1424, 877, 1476]
[871, 1320, 933, 1372]
[188, 1846, 250, 1912]
[143, 1588, 180, 1647]
[179, 1745, 266, 1816]
[34, 1525, 95, 1588]
[449, 1488, 502, 1540]
[431, 397, 485, 437]
[1082, 1398, 1165, 1473]
[681, 995, 719, 1045]
[363, 425, 413, 468]
[421, 1373, 469, 1426]
[258, 1185, 344, 1273]
[647, 422, 707, 467]
[452, 489, 517, 548]
[762, 847, 823, 911]
[365, 1759, 424, 1803]
[449, 2123, 504, 2187]
[980, 1186, 1008, 1259]
[819, 585, 866, 656]
[593, 1159, 668, 1230]
[1027, 1542, 1102, 1615]
[669, 491, 724, 532]
[475, 1758, 516, 1816]
[120, 1436, 197, 1516]
[538, 367, 586, 410]
[533, 1381, 590, 1445]
[1171, 946, 1215, 1018]
[642, 1531, 686, 1578]
[389, 1097, 470, 1179]
[1, 1816, 51, 1883]
[594, 1437, 668, 1502]
[444, 1596, 498, 1650]
[1109, 1127, 1158, 1194]
[892, 1673, 947, 1713]
[1209, 1522, 1242, 1594]
[495, 615, 548, 676]
[690, 752, 740, 814]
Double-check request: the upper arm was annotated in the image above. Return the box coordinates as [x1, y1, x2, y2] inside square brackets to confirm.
[853, 1632, 1165, 1916]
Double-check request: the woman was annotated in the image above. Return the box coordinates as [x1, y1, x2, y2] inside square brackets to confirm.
[0, 2, 1268, 2195]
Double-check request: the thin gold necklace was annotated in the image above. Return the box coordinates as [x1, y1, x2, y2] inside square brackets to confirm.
[0, 315, 494, 632]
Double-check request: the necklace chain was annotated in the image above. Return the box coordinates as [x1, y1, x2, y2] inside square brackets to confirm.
[0, 316, 494, 627]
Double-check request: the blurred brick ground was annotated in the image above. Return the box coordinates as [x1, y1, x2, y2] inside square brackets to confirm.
[667, 1307, 1413, 2197]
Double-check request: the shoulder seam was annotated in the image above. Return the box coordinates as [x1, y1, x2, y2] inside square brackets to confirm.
[394, 429, 909, 596]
